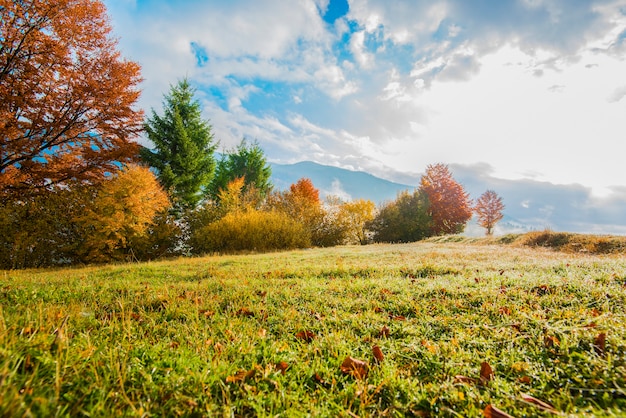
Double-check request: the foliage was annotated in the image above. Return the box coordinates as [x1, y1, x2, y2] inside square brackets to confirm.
[514, 230, 626, 254]
[76, 165, 171, 263]
[337, 198, 377, 245]
[0, 0, 142, 198]
[475, 190, 505, 235]
[141, 78, 218, 210]
[369, 190, 432, 243]
[419, 163, 473, 235]
[189, 210, 310, 254]
[269, 178, 326, 245]
[2, 243, 625, 416]
[208, 139, 272, 200]
[0, 186, 91, 268]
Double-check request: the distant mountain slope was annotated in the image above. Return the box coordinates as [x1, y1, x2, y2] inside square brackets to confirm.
[270, 161, 412, 204]
[269, 160, 626, 236]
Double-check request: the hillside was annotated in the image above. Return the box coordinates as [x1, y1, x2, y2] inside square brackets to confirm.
[270, 161, 411, 204]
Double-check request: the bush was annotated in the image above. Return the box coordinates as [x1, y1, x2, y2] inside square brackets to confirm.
[190, 210, 310, 254]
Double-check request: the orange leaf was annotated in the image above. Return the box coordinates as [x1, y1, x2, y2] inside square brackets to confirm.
[483, 404, 514, 418]
[340, 356, 369, 379]
[480, 362, 494, 385]
[226, 369, 255, 383]
[276, 361, 289, 375]
[295, 330, 316, 342]
[518, 376, 532, 384]
[594, 332, 606, 355]
[372, 345, 384, 364]
[199, 309, 215, 318]
[520, 393, 557, 413]
[544, 335, 560, 348]
[236, 307, 254, 317]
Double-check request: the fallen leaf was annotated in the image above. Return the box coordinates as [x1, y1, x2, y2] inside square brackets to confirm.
[499, 307, 511, 316]
[454, 375, 478, 385]
[379, 326, 390, 338]
[255, 290, 267, 297]
[480, 362, 494, 385]
[199, 309, 214, 318]
[275, 361, 289, 375]
[373, 306, 384, 313]
[340, 356, 369, 379]
[594, 332, 606, 355]
[226, 369, 255, 383]
[295, 330, 316, 342]
[544, 335, 560, 348]
[520, 393, 558, 413]
[483, 404, 514, 418]
[372, 345, 384, 363]
[518, 376, 532, 384]
[236, 307, 254, 317]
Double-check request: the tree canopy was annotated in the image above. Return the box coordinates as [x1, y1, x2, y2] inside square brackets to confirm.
[475, 190, 505, 235]
[208, 139, 272, 200]
[0, 0, 143, 198]
[142, 78, 218, 210]
[419, 163, 472, 235]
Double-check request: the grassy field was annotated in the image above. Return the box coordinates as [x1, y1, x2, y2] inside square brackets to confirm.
[1, 241, 626, 417]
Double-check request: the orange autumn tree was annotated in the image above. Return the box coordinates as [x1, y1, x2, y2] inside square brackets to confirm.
[475, 190, 505, 235]
[0, 0, 143, 198]
[77, 165, 170, 262]
[419, 163, 473, 235]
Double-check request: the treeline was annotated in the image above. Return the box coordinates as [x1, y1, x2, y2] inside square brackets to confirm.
[0, 1, 504, 269]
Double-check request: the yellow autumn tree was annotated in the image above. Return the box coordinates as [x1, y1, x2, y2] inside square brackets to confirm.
[77, 164, 170, 262]
[338, 199, 377, 245]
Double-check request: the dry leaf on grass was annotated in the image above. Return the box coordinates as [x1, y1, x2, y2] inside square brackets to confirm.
[483, 404, 514, 418]
[372, 345, 384, 363]
[379, 326, 390, 338]
[480, 362, 494, 385]
[520, 393, 558, 413]
[454, 375, 478, 385]
[340, 356, 369, 379]
[226, 369, 255, 383]
[594, 332, 606, 355]
[295, 330, 316, 342]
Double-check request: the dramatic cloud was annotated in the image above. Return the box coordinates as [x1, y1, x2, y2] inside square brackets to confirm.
[104, 0, 626, 233]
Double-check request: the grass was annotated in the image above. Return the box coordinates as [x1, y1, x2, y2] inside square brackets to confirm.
[1, 241, 626, 416]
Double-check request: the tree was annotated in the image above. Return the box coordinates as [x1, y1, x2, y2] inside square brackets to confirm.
[337, 199, 377, 245]
[142, 78, 218, 210]
[368, 190, 431, 243]
[208, 139, 272, 200]
[475, 190, 505, 235]
[419, 163, 472, 235]
[77, 164, 170, 262]
[0, 0, 143, 198]
[269, 178, 326, 244]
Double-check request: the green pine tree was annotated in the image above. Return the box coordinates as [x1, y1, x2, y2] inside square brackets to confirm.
[141, 78, 218, 210]
[208, 139, 273, 200]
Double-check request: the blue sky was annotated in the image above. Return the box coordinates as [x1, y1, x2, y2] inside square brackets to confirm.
[104, 0, 626, 230]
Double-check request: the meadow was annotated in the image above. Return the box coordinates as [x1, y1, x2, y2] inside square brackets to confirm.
[1, 239, 625, 417]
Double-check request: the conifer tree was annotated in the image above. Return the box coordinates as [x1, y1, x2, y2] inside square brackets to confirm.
[208, 139, 272, 200]
[141, 79, 217, 210]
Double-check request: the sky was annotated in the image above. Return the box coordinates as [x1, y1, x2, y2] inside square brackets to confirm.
[103, 0, 626, 214]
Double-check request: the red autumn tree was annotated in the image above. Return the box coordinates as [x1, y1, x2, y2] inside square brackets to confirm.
[419, 163, 472, 235]
[475, 190, 505, 235]
[0, 0, 143, 198]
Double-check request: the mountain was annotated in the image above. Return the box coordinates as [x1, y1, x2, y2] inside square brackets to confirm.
[269, 160, 626, 236]
[270, 161, 412, 204]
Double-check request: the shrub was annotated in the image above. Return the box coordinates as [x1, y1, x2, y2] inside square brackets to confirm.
[190, 210, 310, 254]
